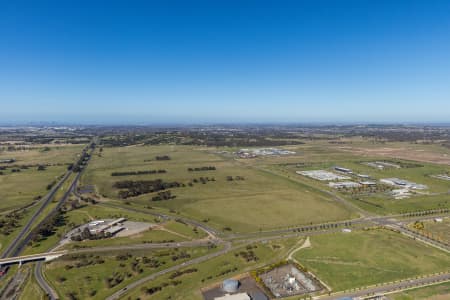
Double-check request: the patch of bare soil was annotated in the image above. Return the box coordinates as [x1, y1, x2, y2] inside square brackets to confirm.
[336, 146, 450, 166]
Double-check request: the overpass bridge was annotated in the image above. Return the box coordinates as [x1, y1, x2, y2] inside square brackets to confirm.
[0, 250, 67, 267]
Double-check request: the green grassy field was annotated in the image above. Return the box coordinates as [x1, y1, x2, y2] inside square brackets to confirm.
[0, 144, 84, 165]
[121, 237, 301, 300]
[44, 246, 219, 300]
[0, 145, 84, 212]
[294, 229, 450, 291]
[81, 145, 355, 232]
[0, 166, 67, 212]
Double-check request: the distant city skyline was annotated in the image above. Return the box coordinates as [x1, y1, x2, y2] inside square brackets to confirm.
[1, 1, 450, 124]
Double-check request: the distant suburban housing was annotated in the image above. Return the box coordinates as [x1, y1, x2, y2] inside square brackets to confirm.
[0, 158, 15, 164]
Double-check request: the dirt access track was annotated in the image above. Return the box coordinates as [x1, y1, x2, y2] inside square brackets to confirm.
[335, 146, 450, 166]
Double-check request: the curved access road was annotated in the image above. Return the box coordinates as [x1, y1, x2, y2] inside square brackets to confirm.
[70, 239, 219, 254]
[35, 261, 59, 300]
[105, 241, 232, 300]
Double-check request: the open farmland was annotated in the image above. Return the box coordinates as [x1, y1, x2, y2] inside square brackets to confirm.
[294, 229, 450, 291]
[330, 140, 450, 166]
[81, 145, 355, 232]
[0, 145, 84, 211]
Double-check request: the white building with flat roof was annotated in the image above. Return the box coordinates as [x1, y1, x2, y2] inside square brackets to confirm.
[329, 181, 361, 189]
[297, 170, 350, 181]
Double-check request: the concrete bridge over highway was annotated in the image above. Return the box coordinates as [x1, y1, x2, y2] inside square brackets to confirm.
[0, 251, 67, 267]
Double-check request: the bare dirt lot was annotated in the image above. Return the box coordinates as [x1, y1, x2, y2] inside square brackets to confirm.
[336, 146, 450, 166]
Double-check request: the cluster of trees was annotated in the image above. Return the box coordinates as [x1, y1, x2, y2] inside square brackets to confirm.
[142, 239, 175, 244]
[0, 211, 25, 235]
[113, 179, 182, 199]
[169, 268, 198, 279]
[385, 160, 423, 168]
[66, 291, 79, 300]
[74, 255, 105, 268]
[235, 246, 259, 262]
[187, 166, 216, 172]
[155, 155, 171, 161]
[292, 221, 353, 233]
[105, 272, 125, 288]
[141, 256, 165, 268]
[171, 251, 190, 261]
[337, 184, 392, 195]
[30, 210, 66, 243]
[73, 150, 91, 172]
[115, 253, 132, 261]
[143, 280, 182, 296]
[189, 177, 216, 186]
[226, 175, 245, 181]
[111, 169, 166, 176]
[46, 180, 57, 190]
[151, 190, 176, 201]
[79, 195, 98, 205]
[62, 199, 85, 212]
[215, 266, 239, 277]
[64, 254, 105, 270]
[413, 221, 425, 230]
[403, 208, 449, 217]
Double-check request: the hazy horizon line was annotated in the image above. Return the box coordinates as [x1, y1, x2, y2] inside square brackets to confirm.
[1, 120, 450, 128]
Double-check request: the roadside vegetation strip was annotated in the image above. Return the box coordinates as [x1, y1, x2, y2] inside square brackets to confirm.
[0, 170, 73, 258]
[1, 142, 93, 259]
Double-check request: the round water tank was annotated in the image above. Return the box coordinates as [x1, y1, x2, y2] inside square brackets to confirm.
[222, 279, 239, 293]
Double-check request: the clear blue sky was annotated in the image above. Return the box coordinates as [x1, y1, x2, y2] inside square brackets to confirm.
[1, 0, 450, 124]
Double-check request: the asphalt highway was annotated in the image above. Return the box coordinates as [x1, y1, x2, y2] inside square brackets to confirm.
[0, 171, 73, 259]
